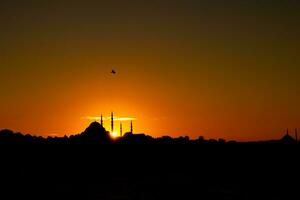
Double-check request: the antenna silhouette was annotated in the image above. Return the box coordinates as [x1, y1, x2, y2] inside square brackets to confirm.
[111, 112, 114, 133]
[100, 114, 103, 126]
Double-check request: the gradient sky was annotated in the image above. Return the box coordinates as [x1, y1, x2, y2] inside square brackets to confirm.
[0, 0, 299, 141]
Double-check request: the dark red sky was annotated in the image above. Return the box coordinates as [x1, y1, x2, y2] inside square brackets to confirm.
[0, 0, 299, 141]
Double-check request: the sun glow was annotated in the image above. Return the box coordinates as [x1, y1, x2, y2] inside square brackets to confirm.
[110, 132, 119, 138]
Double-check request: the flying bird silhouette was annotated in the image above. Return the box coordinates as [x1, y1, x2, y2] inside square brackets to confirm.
[111, 70, 116, 74]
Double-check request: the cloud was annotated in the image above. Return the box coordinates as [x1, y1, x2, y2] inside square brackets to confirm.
[116, 117, 137, 121]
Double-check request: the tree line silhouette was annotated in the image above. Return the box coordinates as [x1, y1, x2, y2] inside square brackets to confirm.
[0, 121, 297, 145]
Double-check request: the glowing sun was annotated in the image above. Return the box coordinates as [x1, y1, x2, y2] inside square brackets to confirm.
[110, 132, 119, 138]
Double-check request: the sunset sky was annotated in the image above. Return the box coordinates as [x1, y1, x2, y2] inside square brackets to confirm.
[0, 0, 299, 141]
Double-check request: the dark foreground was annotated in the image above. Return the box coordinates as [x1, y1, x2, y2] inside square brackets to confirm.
[0, 144, 299, 200]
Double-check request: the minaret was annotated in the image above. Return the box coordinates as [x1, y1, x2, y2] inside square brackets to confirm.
[100, 114, 103, 126]
[111, 112, 114, 133]
[295, 128, 298, 142]
[130, 120, 133, 134]
[120, 122, 123, 137]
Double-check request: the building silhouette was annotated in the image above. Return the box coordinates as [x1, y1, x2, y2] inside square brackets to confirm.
[80, 121, 111, 143]
[281, 128, 296, 143]
[120, 122, 123, 137]
[130, 120, 133, 134]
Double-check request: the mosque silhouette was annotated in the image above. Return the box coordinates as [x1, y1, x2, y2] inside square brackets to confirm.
[0, 112, 298, 145]
[76, 112, 136, 143]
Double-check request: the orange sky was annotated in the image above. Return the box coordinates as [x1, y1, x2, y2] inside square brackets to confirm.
[0, 1, 300, 141]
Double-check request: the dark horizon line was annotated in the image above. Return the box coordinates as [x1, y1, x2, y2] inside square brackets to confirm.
[0, 121, 298, 144]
